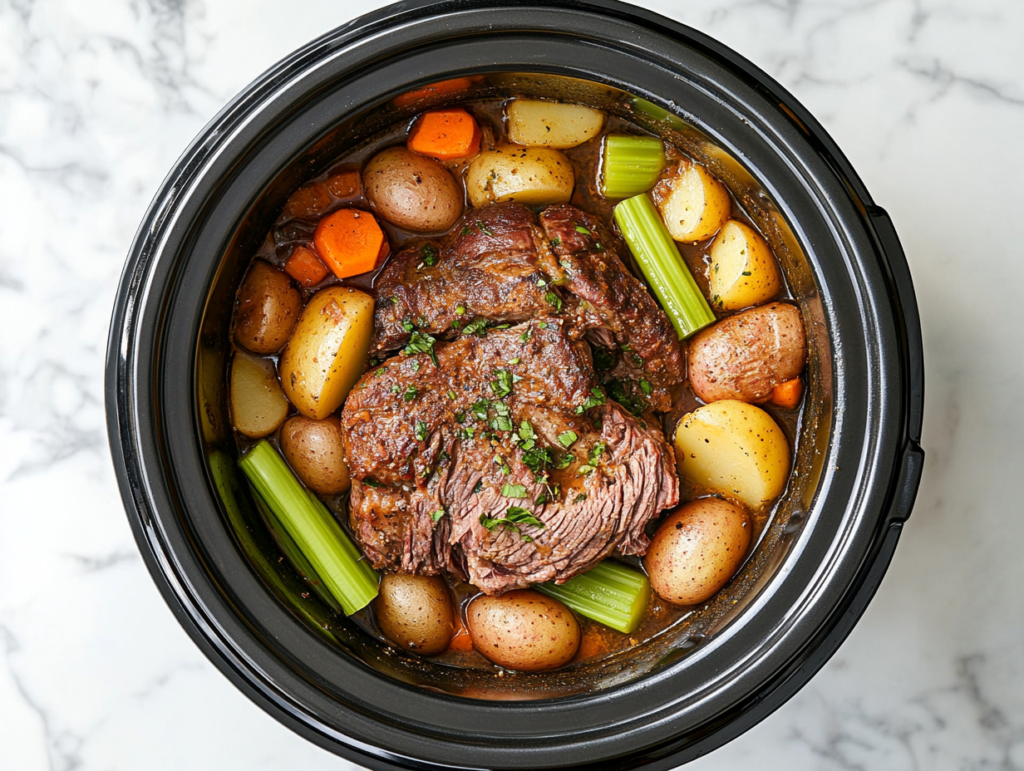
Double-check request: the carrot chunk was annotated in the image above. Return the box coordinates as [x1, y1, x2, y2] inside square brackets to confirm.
[393, 77, 476, 109]
[446, 613, 474, 653]
[313, 209, 389, 279]
[771, 377, 804, 409]
[284, 245, 329, 287]
[407, 109, 481, 161]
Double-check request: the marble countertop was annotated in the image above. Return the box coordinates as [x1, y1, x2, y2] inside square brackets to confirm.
[2, 1, 1021, 768]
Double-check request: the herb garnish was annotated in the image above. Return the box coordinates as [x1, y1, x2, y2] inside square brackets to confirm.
[420, 244, 439, 267]
[501, 483, 527, 499]
[414, 420, 428, 442]
[544, 290, 563, 313]
[575, 387, 607, 414]
[575, 224, 592, 235]
[479, 506, 545, 542]
[475, 221, 495, 236]
[640, 379, 653, 396]
[573, 493, 587, 504]
[549, 237, 561, 248]
[557, 431, 578, 448]
[403, 385, 419, 402]
[491, 369, 513, 398]
[403, 330, 438, 366]
[430, 508, 445, 522]
[462, 317, 489, 337]
[362, 478, 382, 489]
[401, 318, 415, 332]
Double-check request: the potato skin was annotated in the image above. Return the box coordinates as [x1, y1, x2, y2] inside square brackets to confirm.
[467, 590, 580, 671]
[363, 147, 463, 232]
[688, 302, 806, 404]
[645, 498, 751, 606]
[279, 286, 374, 420]
[234, 261, 302, 354]
[279, 415, 351, 495]
[465, 146, 575, 208]
[374, 574, 453, 655]
[674, 400, 790, 510]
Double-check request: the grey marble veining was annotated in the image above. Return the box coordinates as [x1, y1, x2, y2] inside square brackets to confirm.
[1, 1, 1021, 769]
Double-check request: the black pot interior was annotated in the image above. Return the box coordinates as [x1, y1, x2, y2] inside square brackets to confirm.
[194, 71, 832, 701]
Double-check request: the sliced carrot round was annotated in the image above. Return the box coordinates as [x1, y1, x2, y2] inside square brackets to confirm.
[313, 209, 389, 279]
[407, 108, 481, 161]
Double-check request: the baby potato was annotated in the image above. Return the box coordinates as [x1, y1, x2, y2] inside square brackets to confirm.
[674, 400, 789, 510]
[279, 415, 351, 495]
[279, 287, 373, 420]
[229, 351, 289, 438]
[645, 498, 751, 606]
[506, 99, 605, 149]
[375, 574, 453, 655]
[234, 261, 302, 354]
[708, 220, 782, 310]
[363, 146, 463, 233]
[465, 146, 575, 208]
[467, 590, 580, 671]
[656, 160, 732, 243]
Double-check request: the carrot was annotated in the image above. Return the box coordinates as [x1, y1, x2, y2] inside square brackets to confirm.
[284, 245, 329, 287]
[393, 77, 476, 109]
[771, 377, 804, 409]
[407, 109, 481, 161]
[446, 614, 474, 653]
[313, 209, 389, 279]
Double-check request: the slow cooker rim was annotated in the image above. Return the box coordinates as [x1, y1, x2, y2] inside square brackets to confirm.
[106, 2, 924, 769]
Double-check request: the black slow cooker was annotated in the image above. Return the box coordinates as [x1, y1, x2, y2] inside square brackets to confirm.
[105, 1, 925, 768]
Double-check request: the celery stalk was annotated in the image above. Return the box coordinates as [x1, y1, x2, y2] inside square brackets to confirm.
[239, 441, 378, 615]
[614, 193, 716, 339]
[602, 135, 665, 198]
[249, 484, 343, 614]
[536, 561, 650, 634]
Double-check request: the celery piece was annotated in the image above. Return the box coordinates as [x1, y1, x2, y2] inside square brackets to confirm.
[239, 441, 378, 615]
[536, 560, 650, 634]
[249, 484, 342, 614]
[630, 97, 690, 133]
[602, 135, 665, 199]
[614, 193, 716, 339]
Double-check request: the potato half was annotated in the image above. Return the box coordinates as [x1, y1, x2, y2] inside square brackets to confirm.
[506, 99, 605, 149]
[656, 160, 732, 243]
[465, 146, 575, 208]
[229, 351, 289, 439]
[707, 220, 781, 310]
[279, 287, 373, 420]
[674, 400, 789, 509]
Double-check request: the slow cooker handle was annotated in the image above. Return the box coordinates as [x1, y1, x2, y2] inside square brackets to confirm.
[868, 205, 924, 524]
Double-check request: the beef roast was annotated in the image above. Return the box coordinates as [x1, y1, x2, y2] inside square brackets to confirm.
[370, 201, 685, 411]
[342, 318, 679, 594]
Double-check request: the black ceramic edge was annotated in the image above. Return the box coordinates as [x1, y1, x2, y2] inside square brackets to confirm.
[105, 1, 925, 769]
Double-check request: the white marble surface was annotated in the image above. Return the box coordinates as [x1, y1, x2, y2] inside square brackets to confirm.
[1, 0, 1022, 768]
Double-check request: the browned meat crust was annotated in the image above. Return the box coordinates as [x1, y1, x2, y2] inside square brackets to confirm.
[342, 319, 679, 594]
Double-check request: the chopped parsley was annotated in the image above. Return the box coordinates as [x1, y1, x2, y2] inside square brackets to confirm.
[522, 446, 553, 475]
[557, 430, 578, 448]
[490, 369, 513, 398]
[589, 442, 606, 464]
[479, 506, 545, 542]
[430, 508, 445, 522]
[575, 387, 607, 414]
[462, 317, 489, 337]
[607, 380, 646, 416]
[475, 220, 495, 236]
[573, 493, 588, 504]
[592, 346, 617, 371]
[455, 305, 466, 315]
[401, 318, 415, 333]
[501, 483, 527, 499]
[575, 224, 592, 235]
[473, 480, 484, 494]
[640, 378, 653, 396]
[493, 455, 511, 475]
[742, 270, 752, 276]
[491, 414, 514, 432]
[403, 385, 419, 402]
[362, 478, 382, 489]
[549, 237, 561, 248]
[374, 367, 387, 377]
[471, 399, 489, 420]
[554, 452, 575, 470]
[447, 390, 458, 400]
[414, 420, 428, 442]
[420, 244, 439, 267]
[460, 225, 473, 236]
[577, 464, 595, 475]
[520, 327, 533, 343]
[544, 290, 563, 313]
[403, 330, 438, 366]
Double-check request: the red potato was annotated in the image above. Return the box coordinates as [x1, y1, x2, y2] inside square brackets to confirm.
[233, 261, 302, 355]
[688, 302, 806, 404]
[467, 590, 580, 671]
[644, 498, 751, 606]
[279, 415, 351, 495]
